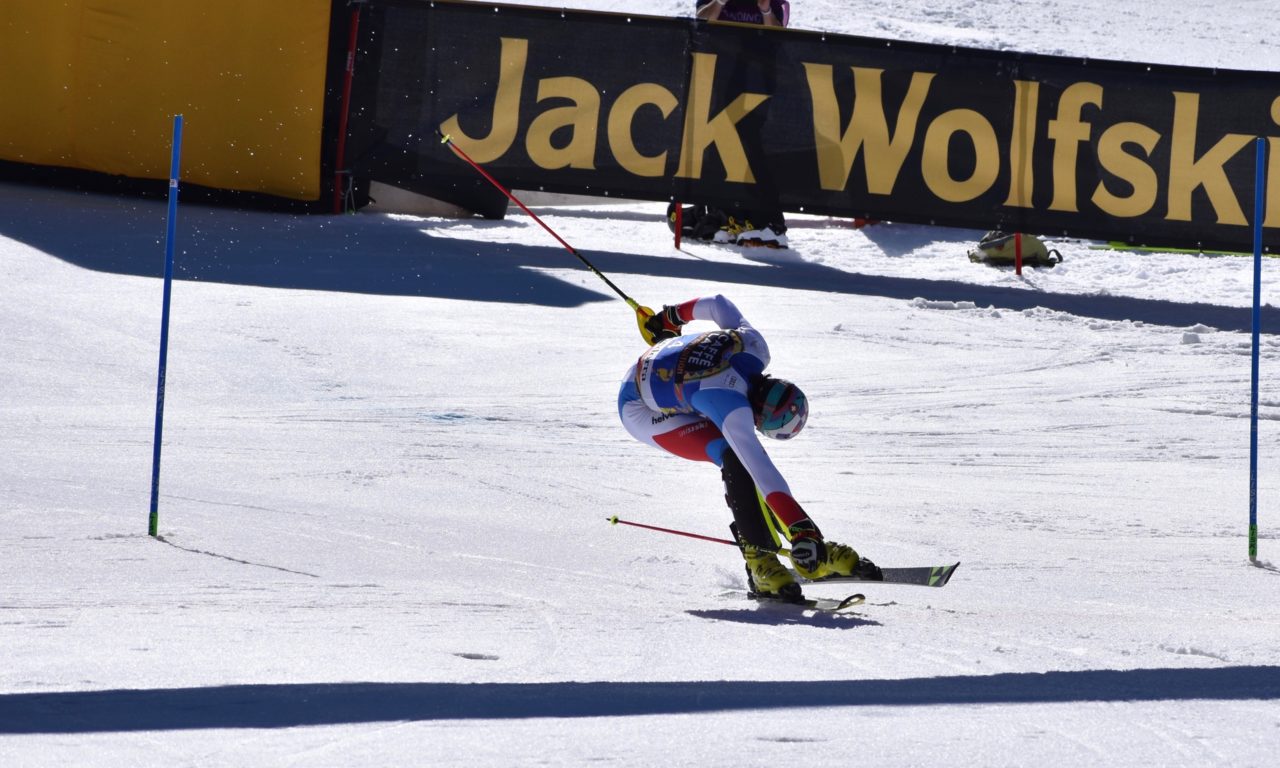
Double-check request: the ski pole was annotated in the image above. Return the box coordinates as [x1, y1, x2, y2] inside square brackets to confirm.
[607, 515, 793, 556]
[438, 132, 661, 339]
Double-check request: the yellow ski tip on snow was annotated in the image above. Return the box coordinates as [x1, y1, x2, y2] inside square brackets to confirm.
[607, 516, 620, 525]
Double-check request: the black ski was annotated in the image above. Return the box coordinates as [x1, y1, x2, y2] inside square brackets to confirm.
[800, 562, 960, 588]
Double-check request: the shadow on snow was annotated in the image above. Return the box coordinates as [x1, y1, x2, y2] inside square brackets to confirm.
[1, 183, 1275, 332]
[3, 666, 1279, 733]
[685, 607, 883, 628]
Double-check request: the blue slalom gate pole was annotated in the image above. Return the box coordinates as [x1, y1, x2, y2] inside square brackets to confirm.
[1249, 137, 1266, 562]
[150, 115, 183, 537]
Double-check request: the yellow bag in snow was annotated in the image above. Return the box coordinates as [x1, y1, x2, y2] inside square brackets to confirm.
[968, 231, 1063, 268]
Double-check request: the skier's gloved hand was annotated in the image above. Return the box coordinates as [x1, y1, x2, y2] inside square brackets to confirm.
[786, 519, 827, 575]
[789, 534, 826, 573]
[642, 304, 685, 345]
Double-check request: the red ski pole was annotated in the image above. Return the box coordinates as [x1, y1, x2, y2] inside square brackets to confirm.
[607, 515, 792, 555]
[439, 132, 665, 343]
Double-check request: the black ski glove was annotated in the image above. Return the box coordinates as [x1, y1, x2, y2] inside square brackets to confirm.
[643, 304, 685, 344]
[787, 519, 827, 574]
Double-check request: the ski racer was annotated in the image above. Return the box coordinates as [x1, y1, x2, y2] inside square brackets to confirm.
[618, 294, 880, 602]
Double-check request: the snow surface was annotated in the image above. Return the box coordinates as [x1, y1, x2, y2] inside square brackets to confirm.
[4, 1, 1280, 765]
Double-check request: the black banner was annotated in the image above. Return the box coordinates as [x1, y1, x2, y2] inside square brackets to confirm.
[355, 0, 1280, 250]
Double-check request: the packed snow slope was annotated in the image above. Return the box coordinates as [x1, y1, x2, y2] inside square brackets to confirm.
[3, 1, 1279, 766]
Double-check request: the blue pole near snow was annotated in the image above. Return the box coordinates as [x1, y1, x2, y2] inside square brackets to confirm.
[1249, 137, 1265, 562]
[149, 115, 183, 537]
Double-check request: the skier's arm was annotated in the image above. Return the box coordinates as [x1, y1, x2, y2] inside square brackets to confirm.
[669, 294, 747, 330]
[757, 0, 784, 27]
[696, 0, 726, 21]
[659, 294, 771, 362]
[689, 391, 809, 530]
[718, 401, 827, 574]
